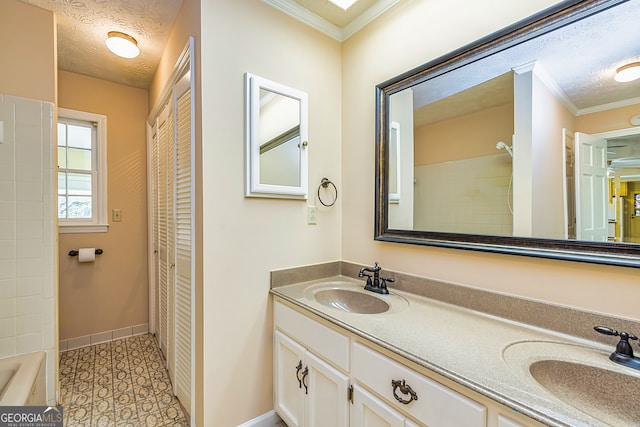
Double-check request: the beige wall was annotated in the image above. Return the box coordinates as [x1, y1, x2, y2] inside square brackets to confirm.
[58, 71, 149, 340]
[576, 104, 640, 134]
[200, 0, 342, 425]
[342, 0, 639, 322]
[0, 0, 56, 103]
[149, 0, 203, 423]
[414, 103, 514, 165]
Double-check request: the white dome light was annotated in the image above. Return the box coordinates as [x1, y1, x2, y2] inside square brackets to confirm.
[106, 31, 140, 59]
[614, 62, 640, 83]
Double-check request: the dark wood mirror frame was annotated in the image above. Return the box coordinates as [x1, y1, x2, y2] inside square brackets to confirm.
[374, 0, 640, 268]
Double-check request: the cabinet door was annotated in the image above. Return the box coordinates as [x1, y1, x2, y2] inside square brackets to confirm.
[351, 385, 405, 427]
[304, 351, 350, 427]
[275, 331, 305, 427]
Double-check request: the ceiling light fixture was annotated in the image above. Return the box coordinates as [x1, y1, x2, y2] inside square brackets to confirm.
[328, 0, 358, 11]
[106, 31, 140, 59]
[614, 61, 640, 82]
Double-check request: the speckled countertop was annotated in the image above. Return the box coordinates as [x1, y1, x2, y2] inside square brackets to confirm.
[271, 275, 640, 427]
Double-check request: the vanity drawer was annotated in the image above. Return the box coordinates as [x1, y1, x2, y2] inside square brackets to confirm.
[274, 301, 350, 371]
[352, 342, 486, 427]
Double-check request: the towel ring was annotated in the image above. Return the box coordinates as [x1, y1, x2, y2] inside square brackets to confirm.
[318, 178, 337, 207]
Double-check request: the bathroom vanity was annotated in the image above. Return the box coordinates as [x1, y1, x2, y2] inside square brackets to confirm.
[270, 263, 640, 427]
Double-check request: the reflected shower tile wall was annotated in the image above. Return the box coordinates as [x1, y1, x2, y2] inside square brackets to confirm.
[0, 94, 56, 404]
[414, 154, 513, 235]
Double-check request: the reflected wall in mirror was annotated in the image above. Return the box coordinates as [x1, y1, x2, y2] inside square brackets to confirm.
[375, 0, 640, 266]
[245, 73, 308, 199]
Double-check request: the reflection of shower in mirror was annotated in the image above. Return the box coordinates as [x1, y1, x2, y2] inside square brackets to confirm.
[496, 141, 513, 157]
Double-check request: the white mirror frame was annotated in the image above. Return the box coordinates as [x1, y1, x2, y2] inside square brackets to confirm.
[245, 73, 309, 199]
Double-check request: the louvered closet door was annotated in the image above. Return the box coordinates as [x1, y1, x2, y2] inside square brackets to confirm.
[157, 107, 169, 359]
[173, 80, 192, 410]
[166, 100, 176, 382]
[151, 123, 160, 342]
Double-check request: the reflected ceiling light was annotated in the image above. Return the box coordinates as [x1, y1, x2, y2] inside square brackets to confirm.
[328, 0, 358, 10]
[614, 61, 640, 82]
[106, 31, 140, 59]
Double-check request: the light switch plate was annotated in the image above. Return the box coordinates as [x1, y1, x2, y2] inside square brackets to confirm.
[307, 206, 317, 225]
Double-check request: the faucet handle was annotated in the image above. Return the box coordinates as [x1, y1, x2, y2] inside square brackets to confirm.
[595, 326, 638, 357]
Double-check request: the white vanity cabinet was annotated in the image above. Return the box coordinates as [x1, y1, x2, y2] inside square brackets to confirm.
[274, 302, 350, 427]
[351, 383, 420, 427]
[274, 299, 539, 427]
[351, 342, 487, 427]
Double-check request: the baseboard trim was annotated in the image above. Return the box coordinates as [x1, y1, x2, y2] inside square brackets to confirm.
[237, 410, 282, 427]
[59, 323, 149, 352]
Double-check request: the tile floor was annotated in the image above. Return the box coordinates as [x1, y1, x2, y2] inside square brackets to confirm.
[59, 334, 189, 426]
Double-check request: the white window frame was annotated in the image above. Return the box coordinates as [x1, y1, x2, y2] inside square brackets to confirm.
[58, 108, 108, 233]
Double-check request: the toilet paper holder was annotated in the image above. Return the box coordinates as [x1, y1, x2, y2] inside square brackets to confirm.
[68, 249, 103, 257]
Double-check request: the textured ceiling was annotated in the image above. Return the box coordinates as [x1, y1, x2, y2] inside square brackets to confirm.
[20, 0, 183, 89]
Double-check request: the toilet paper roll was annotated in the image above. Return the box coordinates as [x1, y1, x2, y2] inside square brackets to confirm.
[78, 248, 96, 263]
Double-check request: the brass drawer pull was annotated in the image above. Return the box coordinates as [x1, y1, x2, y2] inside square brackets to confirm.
[391, 379, 418, 404]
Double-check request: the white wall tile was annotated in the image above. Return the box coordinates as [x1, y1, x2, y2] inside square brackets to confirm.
[0, 259, 15, 280]
[16, 221, 42, 240]
[0, 279, 15, 299]
[16, 257, 42, 278]
[16, 201, 43, 222]
[0, 221, 15, 240]
[16, 313, 41, 335]
[0, 298, 16, 319]
[0, 239, 15, 260]
[16, 332, 42, 353]
[0, 337, 17, 357]
[16, 295, 40, 316]
[2, 96, 56, 405]
[0, 317, 16, 338]
[16, 277, 41, 297]
[0, 202, 15, 221]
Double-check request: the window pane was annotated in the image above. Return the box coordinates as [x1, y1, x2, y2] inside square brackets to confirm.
[58, 123, 67, 147]
[67, 124, 92, 149]
[58, 196, 67, 219]
[58, 147, 67, 168]
[67, 173, 92, 196]
[67, 196, 92, 218]
[68, 148, 91, 170]
[58, 172, 67, 195]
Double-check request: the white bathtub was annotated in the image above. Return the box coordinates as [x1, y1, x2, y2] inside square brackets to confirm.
[0, 351, 45, 406]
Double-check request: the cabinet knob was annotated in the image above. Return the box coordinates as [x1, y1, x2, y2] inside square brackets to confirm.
[391, 379, 418, 404]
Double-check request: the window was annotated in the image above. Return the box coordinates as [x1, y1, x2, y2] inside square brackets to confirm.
[57, 108, 108, 233]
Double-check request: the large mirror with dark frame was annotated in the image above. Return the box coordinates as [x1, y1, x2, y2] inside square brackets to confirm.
[375, 0, 640, 267]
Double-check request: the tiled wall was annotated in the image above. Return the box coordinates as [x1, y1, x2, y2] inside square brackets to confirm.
[414, 154, 513, 235]
[0, 94, 57, 404]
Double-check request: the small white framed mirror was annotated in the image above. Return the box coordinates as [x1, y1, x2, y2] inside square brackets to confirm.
[389, 121, 401, 203]
[245, 73, 308, 199]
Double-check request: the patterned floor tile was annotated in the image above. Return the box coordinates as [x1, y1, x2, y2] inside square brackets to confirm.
[60, 334, 189, 427]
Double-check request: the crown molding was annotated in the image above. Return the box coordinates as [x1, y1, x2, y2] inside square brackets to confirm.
[262, 0, 400, 42]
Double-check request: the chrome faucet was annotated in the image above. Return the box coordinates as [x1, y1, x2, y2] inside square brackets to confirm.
[358, 262, 394, 295]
